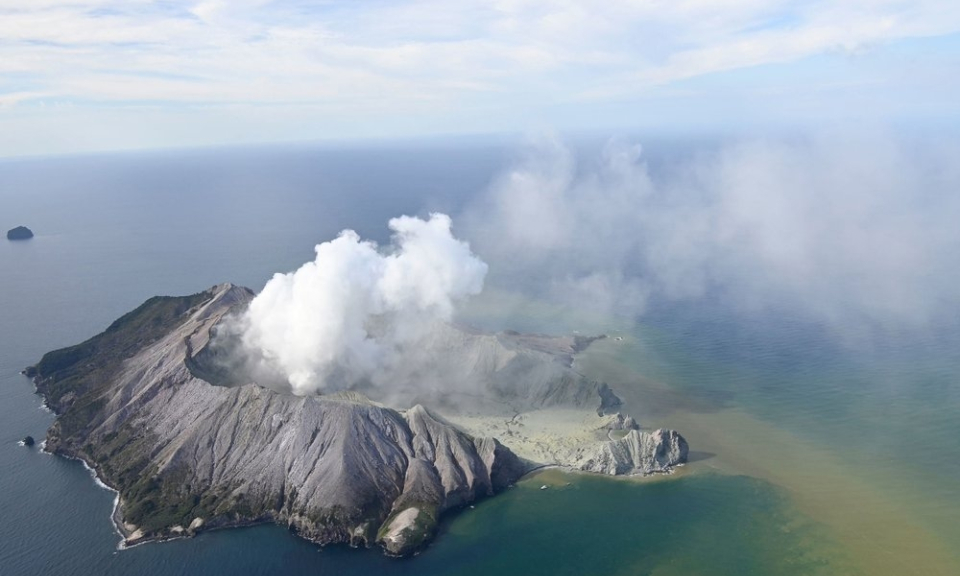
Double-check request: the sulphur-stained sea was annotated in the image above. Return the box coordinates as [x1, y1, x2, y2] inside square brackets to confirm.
[2, 143, 959, 575]
[574, 314, 960, 576]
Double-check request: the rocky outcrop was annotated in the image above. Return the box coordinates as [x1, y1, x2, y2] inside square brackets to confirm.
[7, 226, 33, 240]
[604, 412, 639, 431]
[29, 284, 525, 557]
[22, 435, 35, 447]
[574, 429, 688, 476]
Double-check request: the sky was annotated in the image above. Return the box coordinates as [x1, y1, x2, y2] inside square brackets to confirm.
[2, 0, 960, 157]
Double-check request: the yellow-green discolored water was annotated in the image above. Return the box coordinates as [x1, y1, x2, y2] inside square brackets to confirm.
[576, 330, 960, 576]
[459, 286, 960, 576]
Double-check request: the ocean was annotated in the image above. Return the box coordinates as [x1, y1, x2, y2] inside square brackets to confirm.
[1, 140, 958, 575]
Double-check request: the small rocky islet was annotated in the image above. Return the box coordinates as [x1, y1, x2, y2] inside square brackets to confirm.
[7, 226, 34, 240]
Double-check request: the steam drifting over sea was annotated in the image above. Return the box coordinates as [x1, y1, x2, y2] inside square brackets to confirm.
[465, 131, 960, 343]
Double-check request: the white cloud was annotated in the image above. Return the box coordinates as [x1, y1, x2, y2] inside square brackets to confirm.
[1, 1, 959, 153]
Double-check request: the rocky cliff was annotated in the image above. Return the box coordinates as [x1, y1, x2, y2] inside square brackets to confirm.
[574, 429, 689, 476]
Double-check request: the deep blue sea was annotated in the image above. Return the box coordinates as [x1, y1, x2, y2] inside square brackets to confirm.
[2, 140, 958, 575]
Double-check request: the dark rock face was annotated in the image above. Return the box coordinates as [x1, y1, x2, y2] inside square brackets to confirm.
[22, 436, 35, 447]
[29, 284, 525, 557]
[7, 226, 34, 240]
[597, 383, 623, 415]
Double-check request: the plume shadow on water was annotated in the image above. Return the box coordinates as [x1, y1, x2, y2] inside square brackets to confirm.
[685, 450, 716, 463]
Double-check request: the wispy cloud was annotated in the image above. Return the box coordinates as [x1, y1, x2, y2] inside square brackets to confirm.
[1, 1, 959, 154]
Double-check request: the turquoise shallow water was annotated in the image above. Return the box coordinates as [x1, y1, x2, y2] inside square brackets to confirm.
[2, 143, 958, 575]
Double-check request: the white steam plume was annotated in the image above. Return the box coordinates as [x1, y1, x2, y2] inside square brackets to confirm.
[464, 130, 960, 340]
[240, 213, 487, 395]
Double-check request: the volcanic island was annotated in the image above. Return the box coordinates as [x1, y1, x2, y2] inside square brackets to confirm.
[26, 283, 687, 556]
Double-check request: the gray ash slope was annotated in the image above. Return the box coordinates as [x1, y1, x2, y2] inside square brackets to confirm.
[29, 283, 686, 557]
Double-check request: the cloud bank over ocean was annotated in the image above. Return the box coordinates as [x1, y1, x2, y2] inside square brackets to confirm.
[465, 131, 960, 340]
